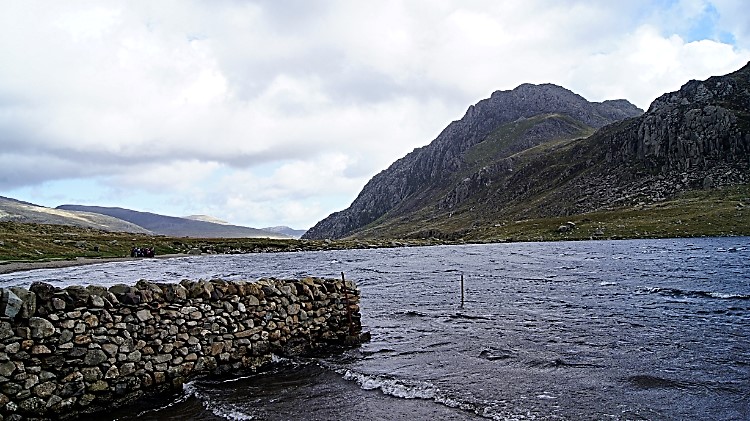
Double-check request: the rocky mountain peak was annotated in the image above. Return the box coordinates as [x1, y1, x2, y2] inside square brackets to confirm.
[303, 83, 642, 240]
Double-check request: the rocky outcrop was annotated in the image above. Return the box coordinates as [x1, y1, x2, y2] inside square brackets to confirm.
[606, 62, 750, 172]
[303, 84, 642, 239]
[0, 277, 363, 420]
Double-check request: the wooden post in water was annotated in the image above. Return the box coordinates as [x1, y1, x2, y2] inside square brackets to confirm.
[460, 273, 465, 308]
[342, 272, 354, 335]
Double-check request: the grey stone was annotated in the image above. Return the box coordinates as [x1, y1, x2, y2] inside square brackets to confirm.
[127, 350, 142, 362]
[0, 321, 13, 340]
[135, 309, 152, 321]
[102, 343, 119, 357]
[120, 362, 135, 376]
[88, 380, 109, 392]
[81, 367, 102, 382]
[51, 297, 66, 310]
[0, 361, 16, 377]
[19, 396, 45, 412]
[9, 287, 36, 319]
[83, 349, 108, 366]
[1, 289, 22, 318]
[30, 344, 52, 355]
[153, 354, 171, 364]
[29, 317, 55, 338]
[65, 285, 91, 307]
[89, 295, 105, 307]
[104, 366, 119, 379]
[287, 303, 301, 315]
[33, 381, 57, 398]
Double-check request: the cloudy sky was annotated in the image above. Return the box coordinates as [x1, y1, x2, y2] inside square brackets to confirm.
[1, 1, 748, 229]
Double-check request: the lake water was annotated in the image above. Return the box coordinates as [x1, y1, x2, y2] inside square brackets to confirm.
[2, 237, 749, 420]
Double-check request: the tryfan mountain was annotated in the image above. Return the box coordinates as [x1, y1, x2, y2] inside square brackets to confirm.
[303, 62, 750, 241]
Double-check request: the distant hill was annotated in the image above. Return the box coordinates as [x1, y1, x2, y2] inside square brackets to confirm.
[183, 215, 231, 225]
[0, 196, 152, 234]
[57, 205, 292, 239]
[304, 62, 749, 240]
[262, 226, 307, 239]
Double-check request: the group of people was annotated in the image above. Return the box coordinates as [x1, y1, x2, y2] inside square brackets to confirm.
[130, 246, 155, 258]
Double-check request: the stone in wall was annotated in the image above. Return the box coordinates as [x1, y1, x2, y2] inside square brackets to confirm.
[0, 277, 364, 420]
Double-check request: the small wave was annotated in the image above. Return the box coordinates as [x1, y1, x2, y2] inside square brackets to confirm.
[183, 382, 254, 420]
[708, 292, 750, 299]
[398, 310, 429, 317]
[449, 312, 493, 321]
[599, 281, 618, 286]
[716, 246, 746, 253]
[342, 370, 437, 399]
[527, 358, 604, 369]
[361, 348, 396, 356]
[479, 349, 513, 361]
[339, 370, 503, 419]
[642, 287, 750, 300]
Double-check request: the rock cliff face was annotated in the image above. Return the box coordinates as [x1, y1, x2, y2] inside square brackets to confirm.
[606, 62, 750, 172]
[303, 84, 642, 239]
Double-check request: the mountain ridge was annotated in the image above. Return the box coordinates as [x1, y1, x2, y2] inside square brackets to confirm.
[57, 205, 291, 239]
[0, 196, 152, 234]
[304, 63, 749, 240]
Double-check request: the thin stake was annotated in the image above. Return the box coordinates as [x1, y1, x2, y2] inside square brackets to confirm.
[460, 273, 465, 308]
[342, 271, 354, 335]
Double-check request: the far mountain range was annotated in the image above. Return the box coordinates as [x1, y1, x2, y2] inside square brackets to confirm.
[0, 197, 305, 239]
[303, 62, 750, 240]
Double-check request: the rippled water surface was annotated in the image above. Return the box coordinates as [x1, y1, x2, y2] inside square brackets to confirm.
[3, 238, 749, 420]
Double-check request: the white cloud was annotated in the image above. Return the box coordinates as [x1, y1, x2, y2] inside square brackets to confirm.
[0, 0, 748, 228]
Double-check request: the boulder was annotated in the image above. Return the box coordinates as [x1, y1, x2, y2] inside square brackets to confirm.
[29, 282, 58, 302]
[9, 287, 37, 319]
[0, 289, 22, 318]
[64, 286, 90, 308]
[29, 317, 55, 338]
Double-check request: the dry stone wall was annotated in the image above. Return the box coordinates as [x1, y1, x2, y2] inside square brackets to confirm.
[0, 277, 363, 420]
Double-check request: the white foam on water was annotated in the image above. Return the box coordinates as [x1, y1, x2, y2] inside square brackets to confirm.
[342, 369, 437, 399]
[340, 369, 532, 420]
[184, 381, 255, 421]
[708, 292, 750, 299]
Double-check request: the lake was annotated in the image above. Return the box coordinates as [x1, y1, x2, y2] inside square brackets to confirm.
[2, 237, 749, 420]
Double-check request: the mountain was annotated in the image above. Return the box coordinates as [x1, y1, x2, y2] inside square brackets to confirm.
[0, 196, 152, 234]
[57, 205, 292, 239]
[262, 226, 307, 239]
[184, 215, 231, 225]
[304, 62, 749, 240]
[303, 83, 643, 239]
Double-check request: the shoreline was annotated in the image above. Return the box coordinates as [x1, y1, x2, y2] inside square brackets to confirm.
[0, 253, 190, 275]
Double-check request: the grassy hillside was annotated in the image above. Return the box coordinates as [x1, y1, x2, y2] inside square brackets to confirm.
[0, 222, 444, 263]
[355, 185, 750, 242]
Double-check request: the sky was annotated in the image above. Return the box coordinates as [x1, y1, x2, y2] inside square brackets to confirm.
[1, 1, 748, 230]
